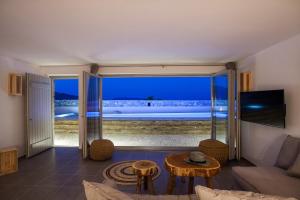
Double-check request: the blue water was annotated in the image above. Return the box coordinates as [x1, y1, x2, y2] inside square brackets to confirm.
[55, 100, 227, 120]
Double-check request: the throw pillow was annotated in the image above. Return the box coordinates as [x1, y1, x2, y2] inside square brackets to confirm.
[275, 136, 300, 169]
[195, 185, 297, 200]
[102, 179, 118, 189]
[83, 180, 133, 200]
[287, 153, 300, 178]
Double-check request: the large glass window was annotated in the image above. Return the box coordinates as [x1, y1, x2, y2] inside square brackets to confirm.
[102, 77, 211, 147]
[212, 74, 228, 143]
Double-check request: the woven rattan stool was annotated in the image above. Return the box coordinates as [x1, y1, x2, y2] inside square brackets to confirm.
[90, 139, 114, 161]
[199, 139, 229, 166]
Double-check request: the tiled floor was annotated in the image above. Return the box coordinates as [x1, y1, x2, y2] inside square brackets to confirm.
[0, 148, 252, 200]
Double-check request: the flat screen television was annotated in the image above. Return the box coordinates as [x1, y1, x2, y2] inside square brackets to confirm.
[240, 89, 286, 128]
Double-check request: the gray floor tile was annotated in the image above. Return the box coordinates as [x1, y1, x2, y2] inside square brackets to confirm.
[18, 186, 61, 200]
[48, 186, 83, 200]
[38, 174, 73, 187]
[0, 147, 251, 200]
[0, 185, 31, 200]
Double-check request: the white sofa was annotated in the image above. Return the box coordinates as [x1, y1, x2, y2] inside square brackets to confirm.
[83, 180, 298, 200]
[233, 135, 300, 199]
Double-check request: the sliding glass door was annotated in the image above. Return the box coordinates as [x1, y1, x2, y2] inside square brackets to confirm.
[211, 72, 228, 143]
[211, 68, 236, 159]
[81, 69, 236, 157]
[83, 72, 102, 159]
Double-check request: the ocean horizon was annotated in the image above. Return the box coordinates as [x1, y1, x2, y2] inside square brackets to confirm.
[55, 100, 227, 120]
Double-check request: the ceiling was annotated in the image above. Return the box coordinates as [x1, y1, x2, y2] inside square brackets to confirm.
[0, 0, 300, 66]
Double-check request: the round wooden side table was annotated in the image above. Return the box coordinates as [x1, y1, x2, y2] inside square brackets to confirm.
[132, 160, 158, 194]
[165, 152, 221, 194]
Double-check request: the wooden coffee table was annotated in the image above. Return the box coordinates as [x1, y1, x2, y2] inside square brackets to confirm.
[165, 152, 221, 194]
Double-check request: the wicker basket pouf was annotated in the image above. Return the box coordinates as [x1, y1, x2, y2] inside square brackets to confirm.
[90, 139, 114, 161]
[198, 139, 229, 166]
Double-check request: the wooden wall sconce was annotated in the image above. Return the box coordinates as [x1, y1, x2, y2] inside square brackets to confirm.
[240, 72, 253, 92]
[9, 74, 23, 96]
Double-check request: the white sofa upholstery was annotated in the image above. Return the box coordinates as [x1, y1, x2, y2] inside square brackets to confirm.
[233, 135, 300, 199]
[232, 166, 300, 199]
[83, 181, 298, 200]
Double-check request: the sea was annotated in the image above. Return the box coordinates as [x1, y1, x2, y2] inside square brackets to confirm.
[55, 100, 227, 120]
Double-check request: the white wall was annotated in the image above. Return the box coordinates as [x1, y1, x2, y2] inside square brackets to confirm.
[238, 34, 300, 166]
[0, 56, 44, 156]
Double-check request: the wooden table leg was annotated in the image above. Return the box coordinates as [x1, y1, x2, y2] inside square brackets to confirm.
[181, 176, 186, 183]
[205, 177, 213, 188]
[147, 175, 155, 195]
[166, 174, 176, 194]
[136, 175, 142, 193]
[188, 177, 194, 194]
[143, 176, 148, 190]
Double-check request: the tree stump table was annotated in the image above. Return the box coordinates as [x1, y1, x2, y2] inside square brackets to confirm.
[132, 160, 158, 194]
[165, 152, 221, 194]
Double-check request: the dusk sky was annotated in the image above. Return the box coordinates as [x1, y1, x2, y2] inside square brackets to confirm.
[54, 77, 227, 100]
[103, 77, 211, 100]
[55, 79, 78, 96]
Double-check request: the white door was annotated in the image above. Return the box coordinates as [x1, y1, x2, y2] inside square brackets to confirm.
[25, 73, 53, 157]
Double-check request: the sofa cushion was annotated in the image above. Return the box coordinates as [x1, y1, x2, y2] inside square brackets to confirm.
[287, 153, 300, 178]
[275, 136, 300, 169]
[195, 185, 297, 200]
[83, 180, 198, 200]
[232, 166, 300, 199]
[83, 180, 133, 200]
[130, 194, 198, 200]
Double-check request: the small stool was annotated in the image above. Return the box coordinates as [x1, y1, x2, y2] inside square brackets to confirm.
[132, 160, 157, 194]
[199, 139, 229, 166]
[90, 139, 114, 161]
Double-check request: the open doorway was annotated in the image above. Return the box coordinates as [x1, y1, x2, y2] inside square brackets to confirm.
[101, 76, 222, 147]
[82, 69, 236, 157]
[53, 77, 79, 147]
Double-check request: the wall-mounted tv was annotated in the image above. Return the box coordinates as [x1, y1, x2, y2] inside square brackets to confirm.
[240, 90, 286, 128]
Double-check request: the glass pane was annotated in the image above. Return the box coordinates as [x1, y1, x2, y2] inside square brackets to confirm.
[86, 75, 102, 144]
[102, 77, 211, 147]
[213, 74, 228, 143]
[54, 79, 79, 147]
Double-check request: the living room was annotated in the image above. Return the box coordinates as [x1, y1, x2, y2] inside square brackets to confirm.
[0, 1, 300, 200]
